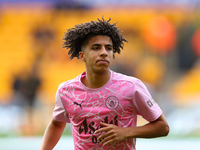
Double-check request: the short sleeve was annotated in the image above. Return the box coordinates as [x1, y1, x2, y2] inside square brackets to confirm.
[132, 79, 162, 122]
[53, 85, 71, 123]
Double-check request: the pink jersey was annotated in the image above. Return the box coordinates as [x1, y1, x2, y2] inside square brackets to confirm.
[53, 70, 162, 150]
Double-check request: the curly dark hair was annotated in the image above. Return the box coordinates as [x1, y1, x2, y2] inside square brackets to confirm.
[62, 17, 128, 59]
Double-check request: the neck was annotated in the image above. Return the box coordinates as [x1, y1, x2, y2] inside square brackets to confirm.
[82, 70, 111, 89]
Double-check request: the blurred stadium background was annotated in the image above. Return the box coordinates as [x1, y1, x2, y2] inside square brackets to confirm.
[0, 0, 200, 149]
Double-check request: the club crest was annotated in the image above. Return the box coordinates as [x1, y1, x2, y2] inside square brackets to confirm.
[105, 96, 119, 110]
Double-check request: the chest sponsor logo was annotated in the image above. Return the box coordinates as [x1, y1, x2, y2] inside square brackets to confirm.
[78, 115, 118, 144]
[105, 96, 119, 110]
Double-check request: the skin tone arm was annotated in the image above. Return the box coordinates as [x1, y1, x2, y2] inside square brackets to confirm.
[95, 114, 169, 146]
[40, 119, 66, 150]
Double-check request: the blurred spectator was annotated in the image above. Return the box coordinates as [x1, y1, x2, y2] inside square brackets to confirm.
[12, 69, 40, 108]
[176, 19, 198, 71]
[142, 15, 176, 54]
[31, 24, 56, 60]
[11, 65, 41, 135]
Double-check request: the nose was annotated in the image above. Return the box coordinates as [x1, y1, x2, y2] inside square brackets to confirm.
[100, 46, 108, 57]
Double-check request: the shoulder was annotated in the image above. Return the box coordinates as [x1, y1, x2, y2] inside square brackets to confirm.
[57, 74, 81, 91]
[111, 70, 142, 85]
[111, 70, 148, 93]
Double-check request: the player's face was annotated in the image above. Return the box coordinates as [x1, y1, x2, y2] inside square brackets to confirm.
[79, 35, 114, 74]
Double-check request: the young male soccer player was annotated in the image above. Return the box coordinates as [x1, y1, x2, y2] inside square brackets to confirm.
[40, 17, 169, 150]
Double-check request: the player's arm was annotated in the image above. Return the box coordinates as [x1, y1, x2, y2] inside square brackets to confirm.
[40, 119, 66, 150]
[95, 113, 169, 146]
[126, 113, 169, 138]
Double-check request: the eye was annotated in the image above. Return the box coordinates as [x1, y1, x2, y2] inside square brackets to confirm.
[92, 46, 99, 50]
[107, 47, 113, 51]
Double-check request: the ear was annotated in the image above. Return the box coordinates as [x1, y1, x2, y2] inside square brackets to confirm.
[79, 51, 85, 62]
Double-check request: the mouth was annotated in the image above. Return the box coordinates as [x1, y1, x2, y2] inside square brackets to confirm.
[97, 60, 109, 64]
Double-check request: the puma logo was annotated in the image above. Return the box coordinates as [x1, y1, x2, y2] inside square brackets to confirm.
[74, 101, 84, 109]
